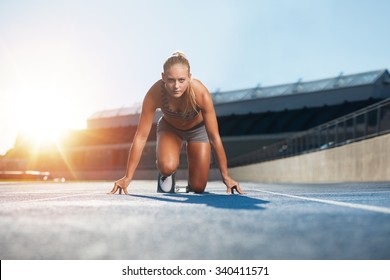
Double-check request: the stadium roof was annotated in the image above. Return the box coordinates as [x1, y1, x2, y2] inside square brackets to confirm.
[88, 104, 142, 120]
[211, 69, 389, 104]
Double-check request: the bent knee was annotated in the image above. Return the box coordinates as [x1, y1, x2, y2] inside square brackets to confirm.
[156, 160, 178, 177]
[189, 181, 207, 194]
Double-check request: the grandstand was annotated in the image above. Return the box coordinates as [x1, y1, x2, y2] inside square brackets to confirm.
[8, 69, 390, 180]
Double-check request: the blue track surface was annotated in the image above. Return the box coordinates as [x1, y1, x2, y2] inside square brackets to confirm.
[1, 181, 389, 259]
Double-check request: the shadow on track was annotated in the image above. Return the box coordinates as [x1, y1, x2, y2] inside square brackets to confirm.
[130, 193, 270, 210]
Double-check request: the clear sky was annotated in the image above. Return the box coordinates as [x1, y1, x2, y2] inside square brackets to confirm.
[1, 0, 389, 155]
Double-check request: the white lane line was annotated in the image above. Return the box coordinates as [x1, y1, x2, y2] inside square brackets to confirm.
[256, 189, 390, 214]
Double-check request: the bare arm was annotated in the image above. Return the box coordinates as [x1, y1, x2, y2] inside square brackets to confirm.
[109, 84, 159, 194]
[195, 80, 245, 194]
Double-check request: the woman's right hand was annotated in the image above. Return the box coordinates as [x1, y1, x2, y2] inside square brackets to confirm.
[108, 176, 132, 195]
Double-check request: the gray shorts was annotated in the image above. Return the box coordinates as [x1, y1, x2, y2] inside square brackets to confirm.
[157, 117, 209, 143]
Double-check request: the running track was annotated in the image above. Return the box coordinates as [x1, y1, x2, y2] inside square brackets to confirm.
[1, 181, 389, 259]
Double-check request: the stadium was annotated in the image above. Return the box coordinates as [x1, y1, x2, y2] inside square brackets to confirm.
[4, 69, 389, 182]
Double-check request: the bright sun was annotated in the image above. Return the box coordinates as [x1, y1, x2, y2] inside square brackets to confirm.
[19, 119, 66, 146]
[5, 41, 91, 153]
[14, 89, 73, 146]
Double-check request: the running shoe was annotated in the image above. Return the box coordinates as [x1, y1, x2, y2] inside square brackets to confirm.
[157, 173, 175, 193]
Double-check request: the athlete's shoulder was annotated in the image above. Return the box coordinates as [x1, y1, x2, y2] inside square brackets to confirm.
[192, 78, 211, 100]
[192, 78, 208, 92]
[192, 78, 214, 109]
[144, 79, 163, 109]
[147, 79, 164, 94]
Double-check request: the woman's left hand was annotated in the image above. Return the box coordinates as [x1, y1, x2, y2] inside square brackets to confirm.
[224, 177, 246, 194]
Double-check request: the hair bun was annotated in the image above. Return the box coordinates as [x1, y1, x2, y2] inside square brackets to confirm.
[171, 51, 186, 58]
[163, 51, 190, 73]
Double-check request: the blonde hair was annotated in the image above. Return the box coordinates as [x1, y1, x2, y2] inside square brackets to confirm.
[163, 51, 198, 115]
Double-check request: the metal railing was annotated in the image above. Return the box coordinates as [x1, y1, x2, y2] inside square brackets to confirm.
[228, 98, 390, 167]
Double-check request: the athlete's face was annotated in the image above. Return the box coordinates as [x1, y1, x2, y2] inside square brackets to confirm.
[162, 63, 191, 98]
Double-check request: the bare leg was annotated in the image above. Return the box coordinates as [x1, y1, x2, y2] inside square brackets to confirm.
[156, 131, 182, 177]
[186, 142, 211, 193]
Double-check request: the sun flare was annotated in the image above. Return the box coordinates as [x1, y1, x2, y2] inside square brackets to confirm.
[14, 89, 73, 147]
[19, 122, 66, 146]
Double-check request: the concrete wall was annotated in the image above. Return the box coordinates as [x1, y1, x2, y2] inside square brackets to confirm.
[229, 133, 390, 183]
